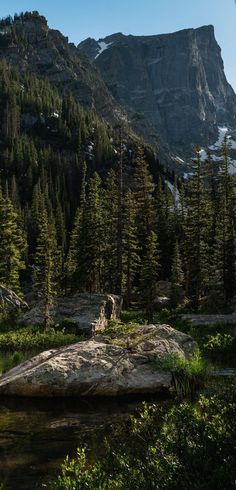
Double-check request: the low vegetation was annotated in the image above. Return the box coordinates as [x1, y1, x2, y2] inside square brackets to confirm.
[0, 323, 78, 374]
[52, 393, 236, 490]
[0, 325, 77, 352]
[0, 351, 28, 374]
[152, 309, 236, 365]
[0, 308, 234, 490]
[158, 351, 208, 398]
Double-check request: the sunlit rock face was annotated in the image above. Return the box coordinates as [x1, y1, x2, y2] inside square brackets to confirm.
[19, 293, 122, 335]
[0, 324, 198, 397]
[79, 26, 236, 158]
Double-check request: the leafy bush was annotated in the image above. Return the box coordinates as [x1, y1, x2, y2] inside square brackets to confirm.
[120, 309, 145, 324]
[204, 333, 236, 363]
[159, 318, 236, 365]
[52, 394, 236, 490]
[57, 318, 78, 333]
[105, 319, 142, 337]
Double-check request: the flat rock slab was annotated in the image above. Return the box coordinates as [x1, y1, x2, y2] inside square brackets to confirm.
[182, 314, 236, 326]
[0, 324, 198, 398]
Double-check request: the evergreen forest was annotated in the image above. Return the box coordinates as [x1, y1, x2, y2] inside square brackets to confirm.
[0, 12, 235, 490]
[0, 58, 235, 318]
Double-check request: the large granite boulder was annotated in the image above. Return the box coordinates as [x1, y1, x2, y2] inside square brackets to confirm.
[0, 285, 28, 313]
[0, 324, 198, 397]
[20, 293, 122, 335]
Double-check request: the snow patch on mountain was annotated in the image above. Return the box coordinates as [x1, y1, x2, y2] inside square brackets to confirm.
[95, 41, 113, 59]
[209, 126, 228, 150]
[175, 156, 185, 164]
[230, 138, 236, 150]
[165, 180, 180, 204]
[196, 126, 236, 174]
[200, 148, 207, 161]
[229, 161, 236, 174]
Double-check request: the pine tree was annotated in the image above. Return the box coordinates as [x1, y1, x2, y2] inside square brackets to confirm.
[170, 240, 184, 308]
[214, 136, 236, 302]
[134, 146, 155, 247]
[139, 231, 160, 321]
[67, 172, 104, 293]
[33, 209, 58, 328]
[123, 189, 140, 305]
[116, 127, 125, 295]
[66, 208, 81, 290]
[29, 181, 47, 256]
[156, 178, 176, 279]
[0, 190, 26, 294]
[103, 169, 119, 293]
[183, 147, 211, 308]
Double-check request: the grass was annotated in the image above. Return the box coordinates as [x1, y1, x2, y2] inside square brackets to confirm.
[159, 351, 208, 377]
[0, 326, 78, 352]
[0, 323, 80, 374]
[154, 351, 208, 398]
[0, 351, 30, 375]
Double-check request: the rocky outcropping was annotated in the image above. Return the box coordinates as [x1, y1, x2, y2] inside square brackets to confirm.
[0, 12, 126, 125]
[0, 324, 198, 397]
[79, 26, 236, 161]
[2, 14, 235, 171]
[20, 293, 122, 335]
[0, 285, 28, 312]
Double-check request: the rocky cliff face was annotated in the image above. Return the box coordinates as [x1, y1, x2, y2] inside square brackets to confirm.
[0, 13, 126, 125]
[1, 14, 235, 169]
[79, 26, 236, 160]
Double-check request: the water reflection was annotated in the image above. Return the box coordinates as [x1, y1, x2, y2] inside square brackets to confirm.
[0, 394, 168, 489]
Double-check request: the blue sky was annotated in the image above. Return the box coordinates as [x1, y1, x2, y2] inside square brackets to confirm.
[0, 0, 235, 89]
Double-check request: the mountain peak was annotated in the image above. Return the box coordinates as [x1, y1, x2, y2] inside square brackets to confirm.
[0, 11, 126, 126]
[79, 25, 236, 160]
[0, 10, 48, 27]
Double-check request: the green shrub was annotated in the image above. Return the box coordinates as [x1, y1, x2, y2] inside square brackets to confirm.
[204, 333, 236, 363]
[57, 318, 78, 333]
[0, 351, 27, 374]
[156, 351, 208, 398]
[120, 309, 145, 324]
[52, 394, 236, 490]
[105, 320, 141, 337]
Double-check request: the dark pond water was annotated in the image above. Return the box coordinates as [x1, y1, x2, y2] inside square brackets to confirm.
[0, 348, 233, 490]
[0, 394, 168, 490]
